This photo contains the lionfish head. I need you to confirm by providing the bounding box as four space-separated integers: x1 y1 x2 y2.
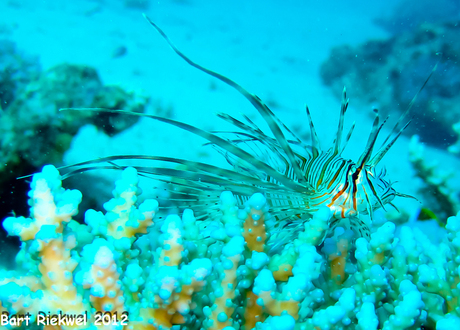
355 165 398 216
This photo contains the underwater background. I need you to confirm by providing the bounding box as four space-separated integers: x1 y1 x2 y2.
1 0 460 328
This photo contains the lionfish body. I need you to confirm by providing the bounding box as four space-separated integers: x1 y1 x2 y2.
63 16 413 243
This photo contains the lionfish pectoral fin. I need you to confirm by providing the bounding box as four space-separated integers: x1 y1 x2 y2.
388 202 400 213
362 185 376 219
361 173 383 213
60 108 305 191
375 195 387 212
395 191 419 202
142 15 306 185
263 108 310 150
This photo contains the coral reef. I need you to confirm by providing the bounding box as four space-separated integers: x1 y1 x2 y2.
320 22 460 146
448 121 460 155
0 39 40 110
0 60 149 193
374 0 460 34
124 0 150 10
0 59 149 255
409 135 459 222
1 165 459 329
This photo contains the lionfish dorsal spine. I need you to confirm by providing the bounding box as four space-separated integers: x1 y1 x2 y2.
333 87 349 155
305 105 321 158
356 110 389 170
369 119 411 166
340 121 356 155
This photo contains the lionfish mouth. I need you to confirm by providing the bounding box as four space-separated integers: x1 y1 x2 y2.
57 14 420 243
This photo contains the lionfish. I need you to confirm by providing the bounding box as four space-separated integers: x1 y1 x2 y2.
60 15 418 244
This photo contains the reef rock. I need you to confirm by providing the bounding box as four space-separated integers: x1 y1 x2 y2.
0 39 40 110
375 0 460 35
320 22 460 147
0 57 148 189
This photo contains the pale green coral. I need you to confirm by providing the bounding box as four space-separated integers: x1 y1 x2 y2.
409 135 459 221
1 165 460 329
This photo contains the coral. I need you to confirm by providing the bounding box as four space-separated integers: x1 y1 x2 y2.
0 39 40 111
448 121 460 155
0 62 149 189
409 135 459 221
1 165 460 329
91 85 147 136
320 22 460 147
124 0 150 10
375 0 460 34
374 0 460 34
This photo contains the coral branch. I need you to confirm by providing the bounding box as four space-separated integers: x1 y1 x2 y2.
0 165 460 329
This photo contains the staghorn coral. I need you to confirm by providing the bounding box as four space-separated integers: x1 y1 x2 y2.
0 165 460 329
409 135 459 222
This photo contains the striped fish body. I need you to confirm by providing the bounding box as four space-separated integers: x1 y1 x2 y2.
61 16 413 245
229 136 397 239
305 154 396 219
